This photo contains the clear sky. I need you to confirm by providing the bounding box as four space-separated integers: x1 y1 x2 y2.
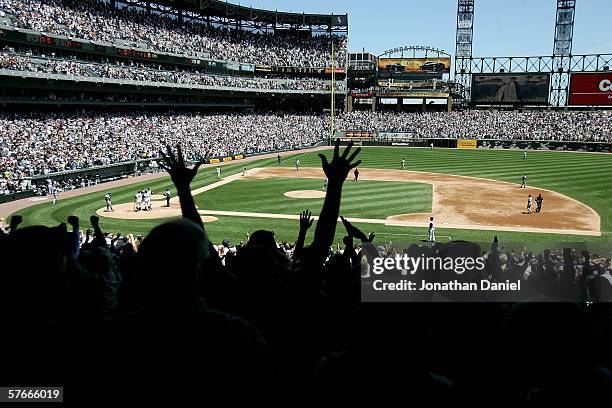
242 0 612 57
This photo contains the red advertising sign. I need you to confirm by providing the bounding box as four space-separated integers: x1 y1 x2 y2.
568 73 612 105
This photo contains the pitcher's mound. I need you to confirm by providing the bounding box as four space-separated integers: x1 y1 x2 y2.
284 190 326 199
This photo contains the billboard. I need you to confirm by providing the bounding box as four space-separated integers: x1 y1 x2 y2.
471 74 550 104
568 73 612 105
457 139 477 149
324 67 347 74
378 58 451 74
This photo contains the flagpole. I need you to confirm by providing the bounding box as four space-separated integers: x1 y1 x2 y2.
330 41 335 143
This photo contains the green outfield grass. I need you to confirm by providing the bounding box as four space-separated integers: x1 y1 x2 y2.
194 178 431 219
13 147 612 250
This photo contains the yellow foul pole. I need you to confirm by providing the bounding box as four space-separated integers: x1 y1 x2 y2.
330 41 335 142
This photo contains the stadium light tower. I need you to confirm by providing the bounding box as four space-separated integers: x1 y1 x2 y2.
551 0 576 106
454 0 475 102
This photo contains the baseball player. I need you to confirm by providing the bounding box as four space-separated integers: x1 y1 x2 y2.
134 191 140 212
523 151 527 160
216 166 221 179
277 154 281 165
527 194 533 214
428 217 436 242
401 158 406 170
535 193 543 213
164 189 171 207
52 186 58 205
521 174 527 189
353 168 360 182
295 159 301 172
105 193 113 212
242 166 247 176
145 189 152 211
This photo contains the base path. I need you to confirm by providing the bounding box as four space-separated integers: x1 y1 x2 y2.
96 169 255 220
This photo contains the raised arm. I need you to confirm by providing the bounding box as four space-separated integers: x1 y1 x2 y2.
90 215 107 248
293 209 313 260
158 144 205 229
158 144 210 256
67 215 81 257
311 140 361 259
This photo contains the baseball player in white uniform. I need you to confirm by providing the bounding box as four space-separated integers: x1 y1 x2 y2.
428 216 436 242
104 193 113 212
295 159 301 172
242 166 247 176
527 194 533 214
52 187 58 205
521 174 527 189
401 158 406 170
216 166 221 179
145 189 152 211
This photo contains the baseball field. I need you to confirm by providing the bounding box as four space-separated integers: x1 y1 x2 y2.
9 147 612 250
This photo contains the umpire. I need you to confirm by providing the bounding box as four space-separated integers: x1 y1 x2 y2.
535 193 543 213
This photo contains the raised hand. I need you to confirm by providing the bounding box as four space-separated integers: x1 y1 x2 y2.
319 139 361 185
67 215 79 229
294 210 314 260
159 144 204 190
90 215 99 228
299 210 314 234
340 216 368 242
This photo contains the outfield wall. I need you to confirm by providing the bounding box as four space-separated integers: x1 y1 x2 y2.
333 137 612 152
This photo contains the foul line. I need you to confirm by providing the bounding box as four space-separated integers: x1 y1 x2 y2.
374 232 453 241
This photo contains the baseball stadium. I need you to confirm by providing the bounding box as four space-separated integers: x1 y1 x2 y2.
6 145 611 247
1 0 612 401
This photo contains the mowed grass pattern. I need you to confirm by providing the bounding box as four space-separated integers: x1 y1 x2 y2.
13 148 612 248
299 147 612 236
194 177 431 219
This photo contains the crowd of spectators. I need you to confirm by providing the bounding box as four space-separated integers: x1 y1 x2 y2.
0 142 610 401
337 110 612 142
0 0 348 67
0 50 344 92
0 111 328 181
2 109 611 189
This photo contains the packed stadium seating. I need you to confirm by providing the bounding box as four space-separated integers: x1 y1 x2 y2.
0 49 343 92
0 0 348 67
0 111 328 183
2 109 610 194
338 110 612 142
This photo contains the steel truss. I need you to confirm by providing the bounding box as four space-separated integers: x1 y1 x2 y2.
454 53 612 105
454 0 475 100
113 0 348 34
